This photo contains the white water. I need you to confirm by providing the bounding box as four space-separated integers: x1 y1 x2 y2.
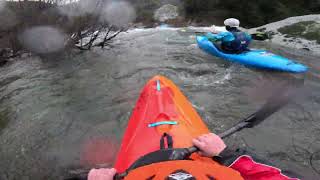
1 15 320 179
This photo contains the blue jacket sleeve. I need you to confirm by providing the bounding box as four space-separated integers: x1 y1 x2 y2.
206 32 235 42
246 33 252 42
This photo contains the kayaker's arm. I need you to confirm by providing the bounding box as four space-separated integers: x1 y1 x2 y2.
205 32 234 42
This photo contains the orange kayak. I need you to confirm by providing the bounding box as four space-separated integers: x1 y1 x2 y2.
114 75 212 173
113 75 299 180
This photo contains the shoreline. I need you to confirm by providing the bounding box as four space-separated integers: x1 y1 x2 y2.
131 14 320 55
248 14 320 55
1 14 320 65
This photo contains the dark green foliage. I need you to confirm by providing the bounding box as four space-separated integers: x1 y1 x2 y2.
182 0 320 27
183 0 219 14
127 0 162 24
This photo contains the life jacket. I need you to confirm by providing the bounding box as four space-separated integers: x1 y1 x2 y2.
123 160 244 180
222 30 251 53
230 155 300 180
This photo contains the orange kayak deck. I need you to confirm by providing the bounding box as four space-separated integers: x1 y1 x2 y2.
114 75 211 172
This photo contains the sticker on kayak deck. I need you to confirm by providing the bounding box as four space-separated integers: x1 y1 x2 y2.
148 121 178 127
157 80 161 91
260 52 274 56
167 172 194 180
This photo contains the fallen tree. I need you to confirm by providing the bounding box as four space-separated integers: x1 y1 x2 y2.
0 0 133 61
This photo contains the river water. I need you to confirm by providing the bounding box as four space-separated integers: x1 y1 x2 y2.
0 27 319 180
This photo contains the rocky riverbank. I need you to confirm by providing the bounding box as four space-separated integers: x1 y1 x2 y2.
132 12 320 55
249 15 320 54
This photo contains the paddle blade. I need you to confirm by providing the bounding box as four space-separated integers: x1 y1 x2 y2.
245 81 301 127
219 77 304 138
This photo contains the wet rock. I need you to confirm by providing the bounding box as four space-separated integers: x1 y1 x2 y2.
130 22 146 29
251 32 270 41
0 48 13 67
0 59 7 67
0 48 13 57
20 53 31 58
278 21 320 44
257 27 266 32
165 16 190 27
154 4 178 22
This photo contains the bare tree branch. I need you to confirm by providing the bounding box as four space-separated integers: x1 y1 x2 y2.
95 25 113 48
1 0 130 53
105 29 123 41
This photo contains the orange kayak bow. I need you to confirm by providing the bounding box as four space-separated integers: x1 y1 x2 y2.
114 75 212 173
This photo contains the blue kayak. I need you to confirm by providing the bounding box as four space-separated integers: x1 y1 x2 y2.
196 36 308 73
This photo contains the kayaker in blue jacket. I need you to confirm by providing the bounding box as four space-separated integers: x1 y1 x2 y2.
207 18 252 54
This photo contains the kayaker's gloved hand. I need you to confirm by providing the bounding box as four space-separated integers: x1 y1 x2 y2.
88 168 117 180
192 133 226 157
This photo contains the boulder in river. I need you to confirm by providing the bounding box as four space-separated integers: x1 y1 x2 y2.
154 4 179 22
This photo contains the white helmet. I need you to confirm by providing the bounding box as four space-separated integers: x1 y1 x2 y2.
224 18 240 27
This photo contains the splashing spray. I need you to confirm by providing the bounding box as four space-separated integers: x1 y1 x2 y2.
19 26 67 54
